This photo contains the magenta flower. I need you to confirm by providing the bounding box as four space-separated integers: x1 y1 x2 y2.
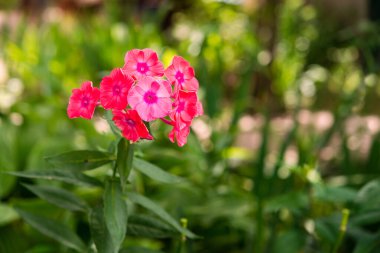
164 56 199 92
128 76 172 122
67 81 100 119
100 68 134 110
112 109 153 142
123 49 164 78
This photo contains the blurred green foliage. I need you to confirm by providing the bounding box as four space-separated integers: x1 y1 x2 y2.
1 0 380 252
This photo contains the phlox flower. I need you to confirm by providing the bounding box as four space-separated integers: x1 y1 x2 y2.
67 81 100 119
170 90 199 124
123 49 164 78
128 76 172 122
100 68 134 110
165 56 199 92
112 109 153 142
168 121 191 147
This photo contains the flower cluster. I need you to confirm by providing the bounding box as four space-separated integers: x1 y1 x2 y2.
67 49 203 146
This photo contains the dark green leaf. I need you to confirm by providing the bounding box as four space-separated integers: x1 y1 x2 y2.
89 205 115 253
354 231 380 253
127 192 198 239
127 214 178 238
23 184 88 212
115 139 134 190
104 180 128 253
133 158 184 184
45 150 115 171
356 180 380 210
120 246 164 253
351 211 380 226
5 170 102 188
15 208 86 252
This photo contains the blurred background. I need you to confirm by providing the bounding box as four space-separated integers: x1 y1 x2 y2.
1 0 380 252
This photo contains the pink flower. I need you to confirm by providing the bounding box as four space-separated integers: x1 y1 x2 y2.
164 56 199 92
112 109 153 142
67 81 100 119
128 76 172 122
170 90 198 124
100 68 134 110
169 121 191 147
123 49 164 78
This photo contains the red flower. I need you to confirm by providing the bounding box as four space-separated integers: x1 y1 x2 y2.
123 49 164 78
100 68 134 110
112 109 153 142
165 56 199 92
67 81 100 119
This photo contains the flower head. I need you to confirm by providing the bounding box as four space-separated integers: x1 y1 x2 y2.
128 76 172 122
170 90 199 124
165 56 199 92
112 109 153 142
67 81 100 119
123 49 164 78
100 68 134 110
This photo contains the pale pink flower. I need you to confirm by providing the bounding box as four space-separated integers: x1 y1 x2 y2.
123 49 164 78
128 76 172 121
164 56 199 92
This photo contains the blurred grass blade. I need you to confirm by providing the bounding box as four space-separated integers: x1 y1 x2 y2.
133 158 184 184
127 214 178 238
120 247 165 253
353 230 380 253
90 205 115 253
104 180 128 253
5 170 103 187
115 139 134 190
15 208 86 252
45 150 115 170
128 192 198 239
22 184 88 212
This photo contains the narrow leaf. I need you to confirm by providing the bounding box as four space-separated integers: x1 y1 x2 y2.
15 208 86 252
23 184 88 212
45 150 115 171
128 192 198 239
120 246 165 253
116 139 134 190
133 158 184 184
104 180 128 252
0 204 18 226
89 205 115 253
5 170 102 188
127 214 178 238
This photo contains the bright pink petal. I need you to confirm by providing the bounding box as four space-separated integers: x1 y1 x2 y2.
67 81 99 120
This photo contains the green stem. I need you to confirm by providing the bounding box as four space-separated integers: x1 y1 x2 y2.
332 209 350 253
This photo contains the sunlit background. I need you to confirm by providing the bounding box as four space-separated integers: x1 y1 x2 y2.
1 0 380 252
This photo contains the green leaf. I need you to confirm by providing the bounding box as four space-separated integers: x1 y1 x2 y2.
89 205 115 253
15 208 86 252
120 246 164 253
356 180 380 211
265 191 308 213
351 211 380 226
313 183 356 203
127 192 198 239
5 170 102 188
45 150 115 171
0 204 18 226
354 231 380 253
127 214 178 238
22 184 88 212
133 158 184 184
104 180 128 253
115 139 134 190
